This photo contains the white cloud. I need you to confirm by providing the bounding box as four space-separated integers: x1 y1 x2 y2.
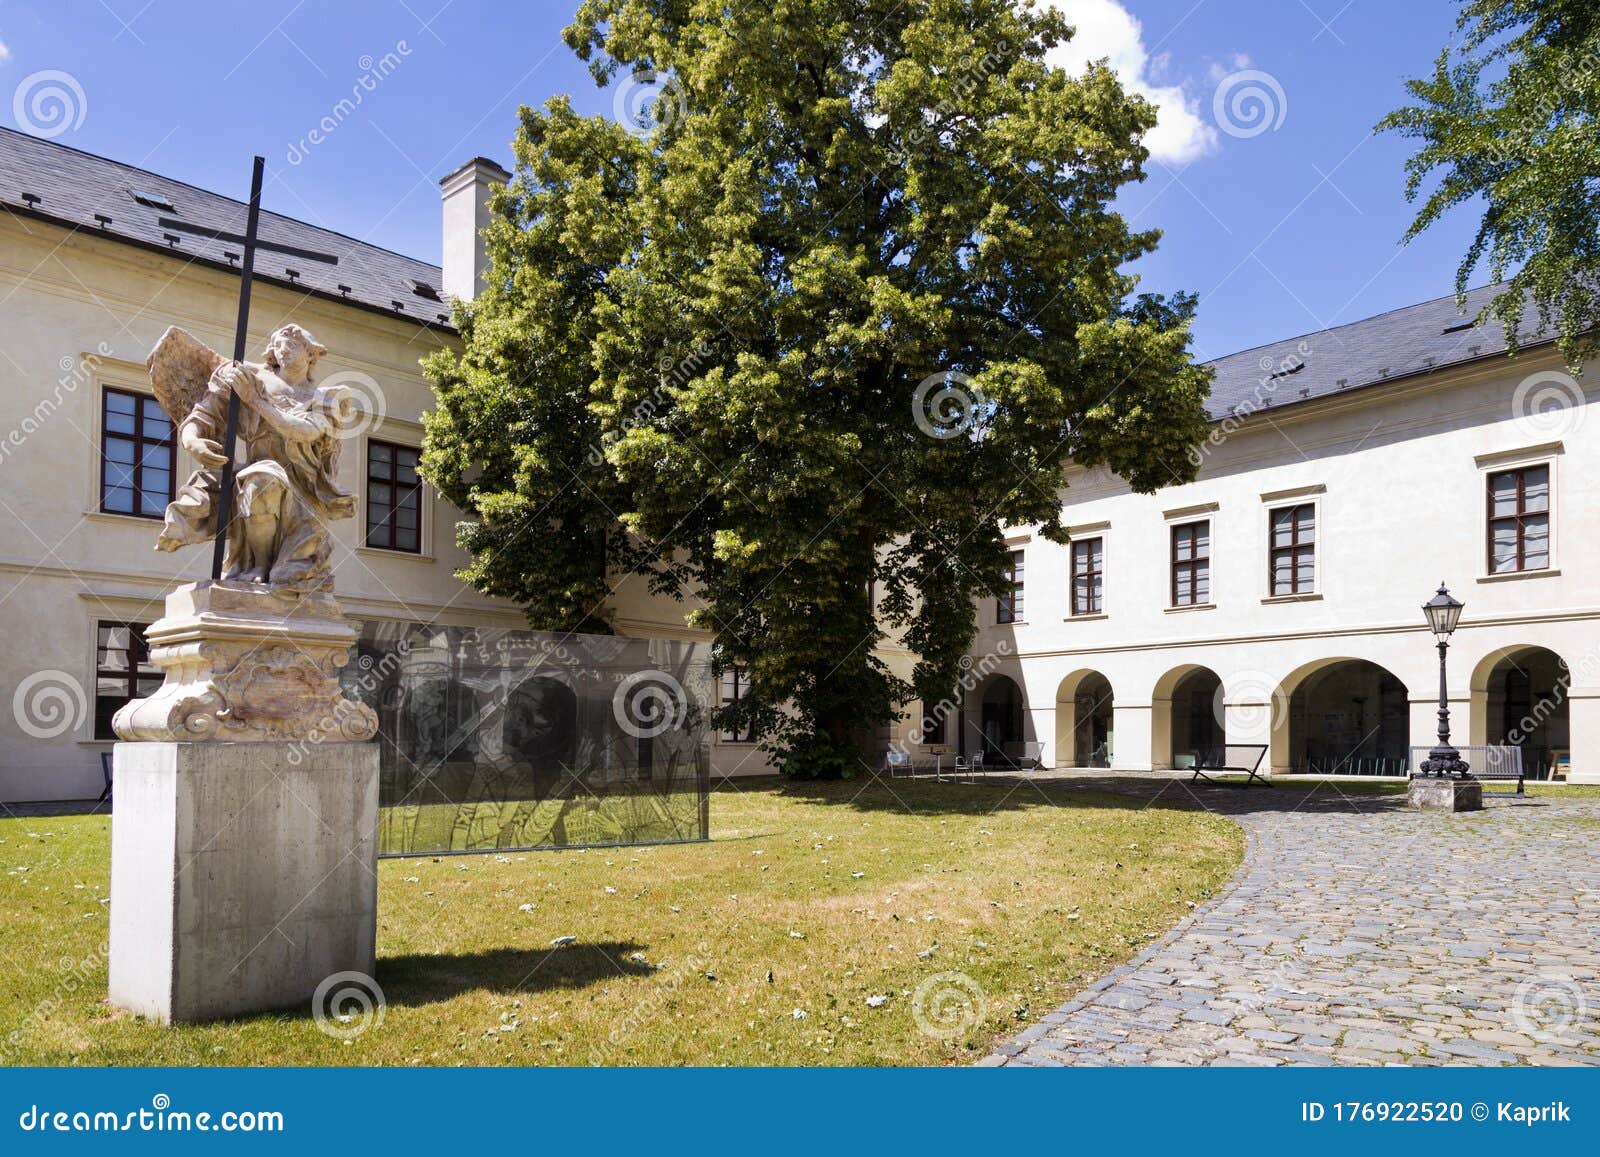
1209 53 1254 83
1045 0 1216 166
0 38 12 63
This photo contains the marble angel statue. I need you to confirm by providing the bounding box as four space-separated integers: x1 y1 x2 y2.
146 323 359 592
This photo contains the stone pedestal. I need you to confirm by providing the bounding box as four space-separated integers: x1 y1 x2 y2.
1407 775 1484 812
112 579 377 744
109 740 379 1024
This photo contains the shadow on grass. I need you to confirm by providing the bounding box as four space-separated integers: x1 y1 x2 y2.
741 771 1420 817
761 773 1195 816
378 941 653 1006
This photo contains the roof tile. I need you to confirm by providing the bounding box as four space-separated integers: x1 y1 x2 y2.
0 126 452 330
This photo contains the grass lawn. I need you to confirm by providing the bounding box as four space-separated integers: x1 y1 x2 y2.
0 778 1240 1066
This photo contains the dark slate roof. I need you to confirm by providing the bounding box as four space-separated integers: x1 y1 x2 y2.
1201 283 1547 421
0 127 454 330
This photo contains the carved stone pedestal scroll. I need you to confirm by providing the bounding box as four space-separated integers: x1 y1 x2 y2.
112 579 377 744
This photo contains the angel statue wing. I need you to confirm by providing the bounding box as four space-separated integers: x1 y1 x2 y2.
146 326 225 425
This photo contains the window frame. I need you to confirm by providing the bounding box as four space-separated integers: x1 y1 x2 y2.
364 438 425 554
1069 536 1104 617
996 548 1025 624
718 665 756 743
1169 519 1211 607
1486 463 1551 575
99 386 175 520
1266 501 1317 597
94 620 157 740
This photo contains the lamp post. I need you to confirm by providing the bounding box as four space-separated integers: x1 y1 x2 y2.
1418 582 1470 779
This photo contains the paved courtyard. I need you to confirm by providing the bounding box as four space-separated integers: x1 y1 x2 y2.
985 775 1600 1066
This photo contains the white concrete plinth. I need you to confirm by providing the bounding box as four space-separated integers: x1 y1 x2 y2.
109 740 379 1024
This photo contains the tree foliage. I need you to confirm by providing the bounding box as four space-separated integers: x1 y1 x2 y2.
422 0 1211 777
1379 0 1600 365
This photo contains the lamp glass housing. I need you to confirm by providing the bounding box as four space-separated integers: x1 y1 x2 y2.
1423 585 1464 638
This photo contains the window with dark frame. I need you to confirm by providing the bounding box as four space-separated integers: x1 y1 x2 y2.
1070 537 1103 616
1487 464 1550 574
101 388 174 518
365 440 423 553
1171 520 1211 606
1269 503 1316 595
719 665 756 742
923 703 949 746
95 621 159 739
996 549 1025 623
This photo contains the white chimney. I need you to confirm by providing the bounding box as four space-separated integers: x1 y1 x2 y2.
440 157 510 302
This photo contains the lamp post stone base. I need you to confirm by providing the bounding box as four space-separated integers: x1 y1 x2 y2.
109 740 378 1024
1407 775 1484 813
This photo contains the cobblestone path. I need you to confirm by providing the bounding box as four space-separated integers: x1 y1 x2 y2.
984 776 1600 1066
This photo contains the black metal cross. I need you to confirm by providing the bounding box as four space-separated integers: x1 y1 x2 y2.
168 156 341 581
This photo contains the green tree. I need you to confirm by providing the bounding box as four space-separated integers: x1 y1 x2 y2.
1379 0 1600 366
422 0 1211 778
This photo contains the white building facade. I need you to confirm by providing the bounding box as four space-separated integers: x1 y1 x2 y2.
2 129 1594 799
958 294 1600 784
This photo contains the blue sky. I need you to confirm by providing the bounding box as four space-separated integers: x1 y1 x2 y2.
0 0 1481 360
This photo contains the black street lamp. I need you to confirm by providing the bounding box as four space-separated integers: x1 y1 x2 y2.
1418 583 1470 779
